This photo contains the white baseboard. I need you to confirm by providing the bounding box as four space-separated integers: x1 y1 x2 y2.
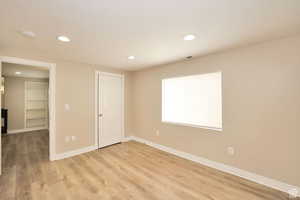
54 136 131 161
7 127 48 134
122 136 132 142
54 136 130 161
125 136 300 197
54 145 98 160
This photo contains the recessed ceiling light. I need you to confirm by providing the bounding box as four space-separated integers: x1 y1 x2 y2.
128 56 135 60
57 35 71 42
20 30 36 38
184 34 196 41
15 72 22 75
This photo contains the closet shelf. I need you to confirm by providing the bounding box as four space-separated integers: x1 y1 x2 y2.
27 117 46 120
27 124 46 128
27 99 47 101
27 108 46 111
25 81 49 129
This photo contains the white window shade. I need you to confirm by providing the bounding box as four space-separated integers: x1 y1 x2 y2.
162 72 222 131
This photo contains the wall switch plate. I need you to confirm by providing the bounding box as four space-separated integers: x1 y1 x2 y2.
156 130 160 136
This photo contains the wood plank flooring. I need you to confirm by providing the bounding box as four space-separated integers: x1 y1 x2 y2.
0 131 297 200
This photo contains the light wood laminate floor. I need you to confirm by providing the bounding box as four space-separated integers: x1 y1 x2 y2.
0 131 297 200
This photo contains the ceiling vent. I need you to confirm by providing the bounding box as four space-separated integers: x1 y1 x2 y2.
185 56 193 60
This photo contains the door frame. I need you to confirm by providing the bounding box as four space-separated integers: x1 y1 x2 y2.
95 71 125 148
0 56 56 166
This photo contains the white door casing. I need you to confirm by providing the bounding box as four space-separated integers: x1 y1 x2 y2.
0 56 56 162
0 60 2 175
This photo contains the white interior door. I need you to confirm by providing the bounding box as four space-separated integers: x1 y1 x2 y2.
97 72 124 148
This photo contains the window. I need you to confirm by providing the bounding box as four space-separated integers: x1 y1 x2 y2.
162 72 222 131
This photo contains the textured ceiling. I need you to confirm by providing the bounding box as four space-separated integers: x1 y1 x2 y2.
1 0 300 70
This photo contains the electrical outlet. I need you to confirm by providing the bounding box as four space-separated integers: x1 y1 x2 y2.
64 104 70 111
156 130 160 136
227 146 235 156
65 136 70 142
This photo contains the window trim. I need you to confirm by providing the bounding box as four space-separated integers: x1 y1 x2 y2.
161 121 223 132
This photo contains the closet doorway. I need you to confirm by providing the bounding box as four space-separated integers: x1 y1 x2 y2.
0 57 56 175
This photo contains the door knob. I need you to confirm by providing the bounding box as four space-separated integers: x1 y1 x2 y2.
99 114 103 117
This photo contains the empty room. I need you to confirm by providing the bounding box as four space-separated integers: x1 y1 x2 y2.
0 0 299 200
